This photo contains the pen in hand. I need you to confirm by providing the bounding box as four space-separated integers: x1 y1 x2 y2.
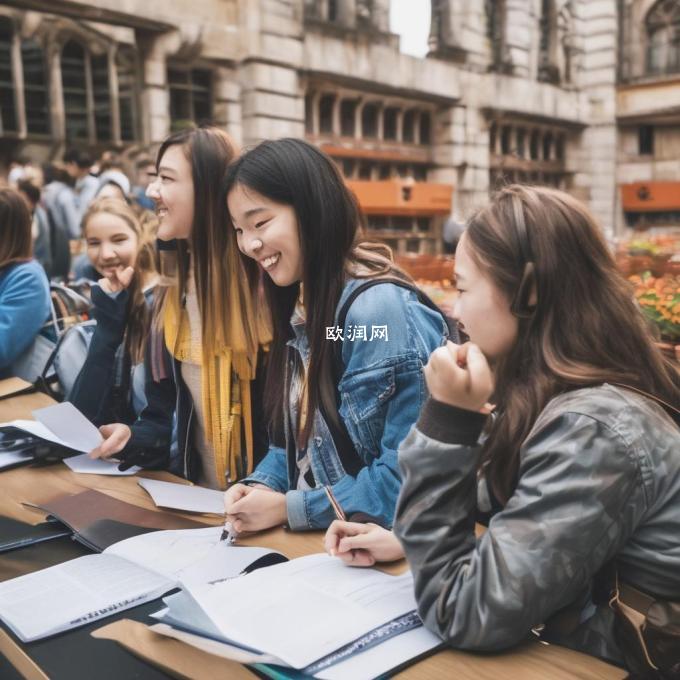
220 519 238 544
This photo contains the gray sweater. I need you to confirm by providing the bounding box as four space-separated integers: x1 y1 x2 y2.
394 384 680 666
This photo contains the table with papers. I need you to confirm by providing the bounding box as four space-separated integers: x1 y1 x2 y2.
0 378 626 680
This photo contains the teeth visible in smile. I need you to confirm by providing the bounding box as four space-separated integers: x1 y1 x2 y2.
262 254 280 269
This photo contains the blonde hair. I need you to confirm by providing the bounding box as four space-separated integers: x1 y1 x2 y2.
82 197 159 363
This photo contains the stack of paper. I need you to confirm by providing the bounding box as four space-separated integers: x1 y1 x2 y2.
153 554 442 678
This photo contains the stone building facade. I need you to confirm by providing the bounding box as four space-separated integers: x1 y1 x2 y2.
0 0 676 242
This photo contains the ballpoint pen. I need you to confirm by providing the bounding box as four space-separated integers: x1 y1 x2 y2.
220 518 237 544
324 486 346 522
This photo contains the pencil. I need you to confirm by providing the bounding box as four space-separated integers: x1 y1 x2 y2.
324 486 346 522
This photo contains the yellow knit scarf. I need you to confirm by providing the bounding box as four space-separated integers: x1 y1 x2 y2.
163 291 262 489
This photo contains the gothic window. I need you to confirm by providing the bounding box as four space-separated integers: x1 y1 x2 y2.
116 47 138 142
61 41 89 141
0 18 16 134
21 39 49 135
646 0 680 75
91 53 112 142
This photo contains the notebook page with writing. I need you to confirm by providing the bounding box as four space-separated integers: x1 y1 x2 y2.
157 553 420 669
0 527 285 642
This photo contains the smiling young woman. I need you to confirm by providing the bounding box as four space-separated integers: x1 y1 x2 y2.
69 198 158 424
222 138 451 532
89 126 271 489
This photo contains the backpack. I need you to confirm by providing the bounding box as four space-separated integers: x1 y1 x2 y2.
43 187 72 281
7 285 94 400
37 320 97 400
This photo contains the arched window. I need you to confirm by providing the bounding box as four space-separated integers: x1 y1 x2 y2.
0 17 17 133
61 41 89 140
646 0 680 75
21 39 49 135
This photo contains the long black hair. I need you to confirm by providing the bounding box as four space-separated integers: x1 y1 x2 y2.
223 138 403 445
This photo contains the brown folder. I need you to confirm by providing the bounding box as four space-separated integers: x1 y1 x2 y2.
36 489 210 552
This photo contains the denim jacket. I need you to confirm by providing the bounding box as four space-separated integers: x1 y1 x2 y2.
244 278 449 530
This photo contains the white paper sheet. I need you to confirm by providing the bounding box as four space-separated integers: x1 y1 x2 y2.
62 452 140 476
32 401 103 453
0 554 173 642
0 450 33 470
0 419 68 446
138 478 224 515
107 527 277 587
159 553 420 670
0 526 283 642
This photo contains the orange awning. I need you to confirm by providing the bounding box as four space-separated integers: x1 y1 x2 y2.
621 182 680 212
346 180 453 217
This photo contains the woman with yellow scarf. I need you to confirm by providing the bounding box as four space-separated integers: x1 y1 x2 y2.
90 126 270 489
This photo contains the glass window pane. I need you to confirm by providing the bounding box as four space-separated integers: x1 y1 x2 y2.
91 53 111 142
22 40 49 135
0 18 17 133
62 41 89 141
117 47 137 141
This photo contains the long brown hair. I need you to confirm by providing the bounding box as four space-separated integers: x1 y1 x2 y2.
154 126 263 366
467 185 680 503
223 138 412 447
0 187 33 268
82 197 158 364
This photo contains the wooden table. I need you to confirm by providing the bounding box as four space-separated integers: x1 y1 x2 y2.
0 381 625 680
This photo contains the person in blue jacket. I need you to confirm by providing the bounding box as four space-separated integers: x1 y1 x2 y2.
223 139 451 531
0 188 51 378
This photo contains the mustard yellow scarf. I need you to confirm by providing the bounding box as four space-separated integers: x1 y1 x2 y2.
163 290 268 489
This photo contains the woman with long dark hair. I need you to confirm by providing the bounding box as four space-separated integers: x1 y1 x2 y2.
222 138 449 531
90 126 269 488
339 185 680 672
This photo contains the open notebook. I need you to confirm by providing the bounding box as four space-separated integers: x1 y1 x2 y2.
151 554 442 678
0 527 286 642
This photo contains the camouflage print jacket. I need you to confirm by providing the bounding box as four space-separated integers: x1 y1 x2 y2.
394 384 680 666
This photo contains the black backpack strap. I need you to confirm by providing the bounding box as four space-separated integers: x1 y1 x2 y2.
321 278 455 478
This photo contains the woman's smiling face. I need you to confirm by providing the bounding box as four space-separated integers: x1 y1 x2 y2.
227 183 303 287
85 212 139 276
146 144 194 241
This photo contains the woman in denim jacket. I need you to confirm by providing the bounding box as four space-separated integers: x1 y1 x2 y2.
223 139 449 531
